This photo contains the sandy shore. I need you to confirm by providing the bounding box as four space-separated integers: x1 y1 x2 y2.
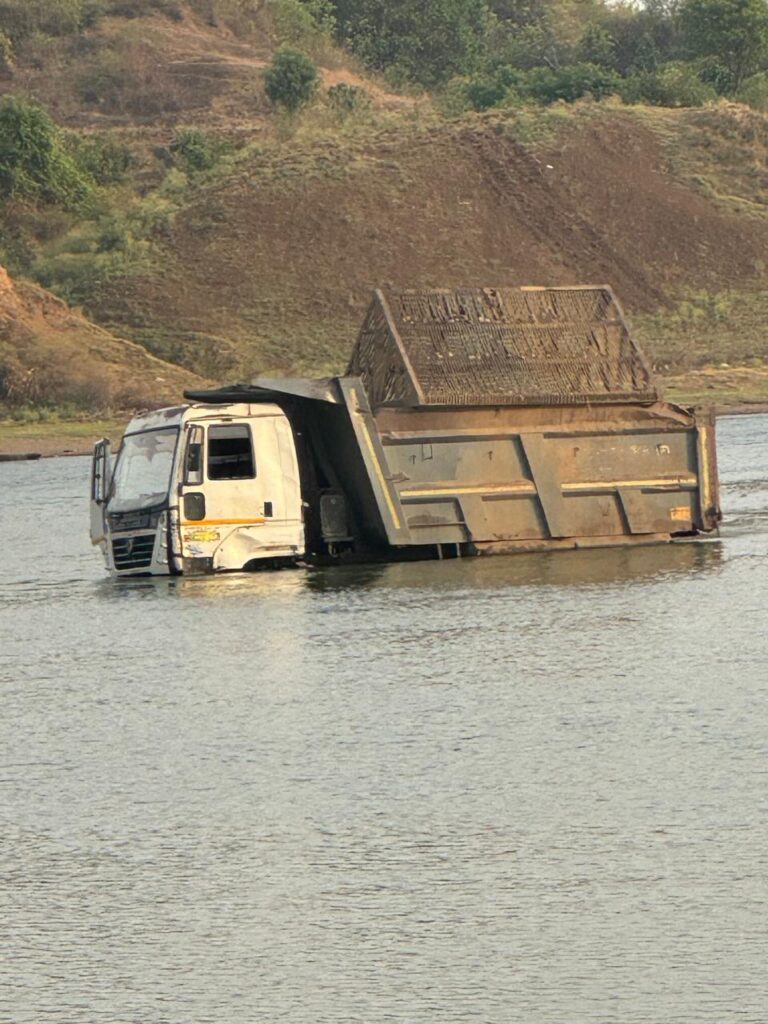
0 420 125 459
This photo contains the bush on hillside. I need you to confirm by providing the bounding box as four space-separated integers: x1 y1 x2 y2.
679 0 768 91
298 0 336 31
266 0 336 48
697 58 738 96
326 82 370 116
264 48 319 111
66 134 134 184
519 63 622 104
461 64 522 110
620 63 718 107
0 96 91 207
171 127 229 172
0 0 86 43
576 24 617 69
465 73 512 111
103 0 183 19
737 70 768 110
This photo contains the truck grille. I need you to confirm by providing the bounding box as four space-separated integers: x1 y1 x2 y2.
109 509 155 531
112 533 156 571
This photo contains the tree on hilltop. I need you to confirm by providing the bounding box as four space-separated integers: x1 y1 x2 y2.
680 0 768 89
330 0 490 86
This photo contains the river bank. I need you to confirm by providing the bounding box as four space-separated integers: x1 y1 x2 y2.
0 418 125 459
2 367 768 458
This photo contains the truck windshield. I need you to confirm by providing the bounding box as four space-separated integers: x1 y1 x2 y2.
108 428 178 513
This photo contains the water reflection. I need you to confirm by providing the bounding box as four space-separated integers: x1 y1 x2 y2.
303 539 724 593
97 538 725 602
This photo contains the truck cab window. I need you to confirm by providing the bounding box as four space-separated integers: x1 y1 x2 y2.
184 425 204 485
207 424 256 480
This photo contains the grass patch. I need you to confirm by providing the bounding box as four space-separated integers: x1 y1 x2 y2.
633 103 768 222
660 366 768 411
634 288 768 372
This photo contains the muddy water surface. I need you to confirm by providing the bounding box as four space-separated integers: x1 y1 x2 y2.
1 415 767 1023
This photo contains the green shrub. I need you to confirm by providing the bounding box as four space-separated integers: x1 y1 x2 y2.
266 0 331 47
331 0 489 88
0 0 85 43
577 24 617 69
0 218 37 275
170 127 228 172
96 218 129 252
621 63 717 107
66 134 134 184
103 0 183 19
437 76 475 116
461 65 522 111
0 96 91 207
465 74 510 111
264 48 319 111
679 0 768 92
298 0 336 32
737 71 768 110
520 63 622 104
697 59 736 96
326 82 370 116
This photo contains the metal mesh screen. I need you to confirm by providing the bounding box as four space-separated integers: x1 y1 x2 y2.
348 287 658 408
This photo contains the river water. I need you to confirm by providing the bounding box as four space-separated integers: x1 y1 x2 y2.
1 415 766 1023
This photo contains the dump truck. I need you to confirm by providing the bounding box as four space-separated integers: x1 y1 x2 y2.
89 286 721 576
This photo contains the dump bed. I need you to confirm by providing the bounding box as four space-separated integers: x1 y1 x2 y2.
186 285 721 558
334 381 720 553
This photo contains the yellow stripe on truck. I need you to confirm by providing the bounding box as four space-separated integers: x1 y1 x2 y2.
181 518 266 526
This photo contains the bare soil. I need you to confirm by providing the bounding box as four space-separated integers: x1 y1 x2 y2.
0 264 208 411
91 105 768 384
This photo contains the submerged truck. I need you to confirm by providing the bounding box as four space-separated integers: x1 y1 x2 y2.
90 286 721 576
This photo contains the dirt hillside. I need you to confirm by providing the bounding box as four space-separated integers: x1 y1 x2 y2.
0 264 207 410
91 104 768 387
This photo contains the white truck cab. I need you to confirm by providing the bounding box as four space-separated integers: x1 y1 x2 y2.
90 402 304 576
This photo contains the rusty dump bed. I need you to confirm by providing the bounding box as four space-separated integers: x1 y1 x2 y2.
348 286 657 408
187 286 721 558
368 399 720 553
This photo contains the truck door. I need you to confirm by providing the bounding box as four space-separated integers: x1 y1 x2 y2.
179 420 266 524
89 438 112 546
179 415 303 569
